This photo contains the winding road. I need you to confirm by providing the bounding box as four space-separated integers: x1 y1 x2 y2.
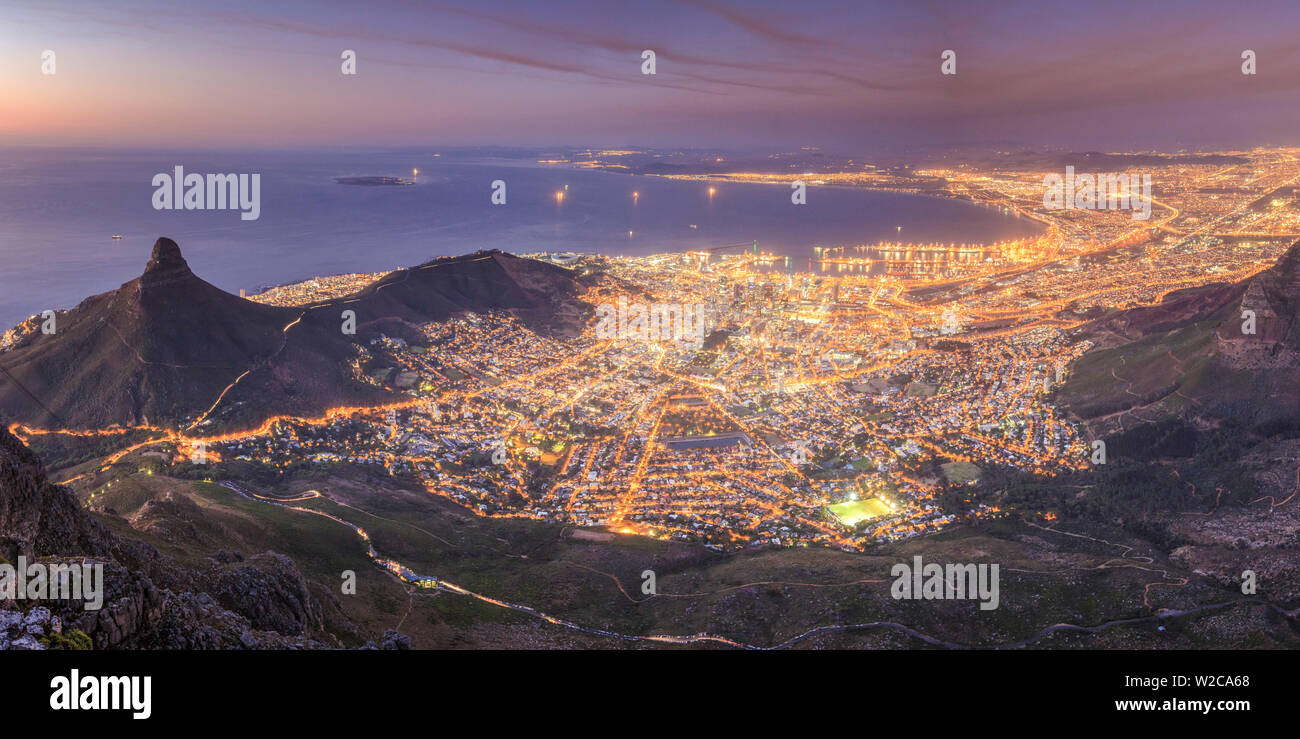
217 481 1298 650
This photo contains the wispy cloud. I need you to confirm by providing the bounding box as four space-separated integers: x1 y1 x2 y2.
675 0 824 47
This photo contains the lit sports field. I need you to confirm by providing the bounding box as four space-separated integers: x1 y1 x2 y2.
941 461 983 484
827 498 892 526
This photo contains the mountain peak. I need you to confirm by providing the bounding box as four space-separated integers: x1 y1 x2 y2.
0 237 587 429
147 236 186 269
141 237 194 290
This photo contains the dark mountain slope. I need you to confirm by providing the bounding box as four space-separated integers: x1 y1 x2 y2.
331 249 594 333
1059 241 1300 426
0 238 380 430
0 424 386 649
0 241 592 430
1052 245 1300 598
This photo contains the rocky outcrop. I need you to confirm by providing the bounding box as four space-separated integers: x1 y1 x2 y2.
361 629 411 650
0 424 405 650
0 606 61 650
0 423 121 565
67 561 167 649
203 552 323 636
143 591 332 650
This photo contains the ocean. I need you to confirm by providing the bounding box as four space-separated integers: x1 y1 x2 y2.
0 148 1041 326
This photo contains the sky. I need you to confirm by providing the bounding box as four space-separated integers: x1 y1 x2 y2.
3 0 1300 153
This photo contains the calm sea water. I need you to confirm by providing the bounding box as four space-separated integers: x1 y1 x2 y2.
0 148 1041 326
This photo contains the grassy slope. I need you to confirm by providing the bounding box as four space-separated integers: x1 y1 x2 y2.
87 470 1297 649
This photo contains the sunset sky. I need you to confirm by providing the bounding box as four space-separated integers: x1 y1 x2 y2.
3 0 1300 152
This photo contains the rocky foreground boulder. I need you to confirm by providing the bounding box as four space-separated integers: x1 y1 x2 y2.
0 425 404 649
